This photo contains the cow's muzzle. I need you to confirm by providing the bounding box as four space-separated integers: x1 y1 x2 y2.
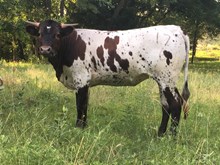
39 46 54 57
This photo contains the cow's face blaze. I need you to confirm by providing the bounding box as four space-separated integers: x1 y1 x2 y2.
26 20 74 58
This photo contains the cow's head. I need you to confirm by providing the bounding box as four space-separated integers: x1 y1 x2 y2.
26 20 77 57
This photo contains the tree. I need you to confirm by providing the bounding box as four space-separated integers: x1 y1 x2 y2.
172 0 220 63
0 0 28 60
60 0 65 17
0 0 220 61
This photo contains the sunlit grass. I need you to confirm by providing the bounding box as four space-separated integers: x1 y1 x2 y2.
195 40 220 60
195 49 220 60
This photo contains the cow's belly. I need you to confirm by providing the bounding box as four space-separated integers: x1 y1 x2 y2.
90 73 149 87
59 72 149 90
59 65 91 90
59 73 78 89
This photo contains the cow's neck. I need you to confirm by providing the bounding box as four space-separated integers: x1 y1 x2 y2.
48 31 78 80
48 55 63 80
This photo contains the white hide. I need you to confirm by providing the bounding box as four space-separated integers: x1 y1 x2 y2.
60 25 189 91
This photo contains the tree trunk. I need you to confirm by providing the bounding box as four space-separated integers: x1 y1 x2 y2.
12 36 16 61
191 20 199 64
112 0 128 19
45 0 52 15
17 39 26 60
109 0 128 29
60 0 65 17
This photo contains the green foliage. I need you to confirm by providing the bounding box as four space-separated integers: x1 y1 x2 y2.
0 60 220 164
0 0 220 61
173 0 220 35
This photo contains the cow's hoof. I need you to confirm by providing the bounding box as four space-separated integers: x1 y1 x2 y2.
158 131 165 137
75 120 87 129
158 127 166 137
170 127 177 136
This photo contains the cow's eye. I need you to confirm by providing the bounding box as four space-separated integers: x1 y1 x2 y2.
55 34 61 39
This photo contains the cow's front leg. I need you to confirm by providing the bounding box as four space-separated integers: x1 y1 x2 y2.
75 86 89 128
158 105 170 137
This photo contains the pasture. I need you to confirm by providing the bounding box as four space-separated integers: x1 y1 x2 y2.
0 59 220 164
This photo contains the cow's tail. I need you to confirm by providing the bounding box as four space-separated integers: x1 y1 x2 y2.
181 34 190 119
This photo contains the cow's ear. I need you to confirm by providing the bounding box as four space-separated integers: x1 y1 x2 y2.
60 26 74 37
26 25 40 36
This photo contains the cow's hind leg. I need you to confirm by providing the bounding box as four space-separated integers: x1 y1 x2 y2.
163 87 182 136
158 85 182 136
158 86 171 136
169 88 182 135
75 86 89 128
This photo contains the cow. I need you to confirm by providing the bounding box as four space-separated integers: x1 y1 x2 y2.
26 20 190 136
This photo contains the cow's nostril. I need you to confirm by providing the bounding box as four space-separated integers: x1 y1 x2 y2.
47 47 51 52
39 46 52 54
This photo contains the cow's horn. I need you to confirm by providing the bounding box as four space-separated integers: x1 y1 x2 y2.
61 23 78 28
25 21 40 27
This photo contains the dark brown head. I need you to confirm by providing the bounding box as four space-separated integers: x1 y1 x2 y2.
26 20 76 57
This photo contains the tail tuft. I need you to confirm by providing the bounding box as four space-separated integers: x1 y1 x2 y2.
182 81 190 119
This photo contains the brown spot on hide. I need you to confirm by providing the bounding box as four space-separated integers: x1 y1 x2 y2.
104 36 129 73
104 36 119 50
75 35 86 61
91 56 97 70
96 45 105 66
62 31 86 67
163 50 173 65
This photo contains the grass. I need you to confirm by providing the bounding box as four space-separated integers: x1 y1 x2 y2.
195 38 220 61
0 59 220 164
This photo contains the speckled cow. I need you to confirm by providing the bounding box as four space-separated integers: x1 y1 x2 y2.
26 20 190 136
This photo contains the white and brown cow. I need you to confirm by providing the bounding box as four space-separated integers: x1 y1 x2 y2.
26 20 190 136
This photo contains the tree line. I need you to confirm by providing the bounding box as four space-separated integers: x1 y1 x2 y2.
0 0 220 63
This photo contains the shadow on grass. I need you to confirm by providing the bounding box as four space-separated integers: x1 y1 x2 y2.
191 57 219 62
189 59 220 73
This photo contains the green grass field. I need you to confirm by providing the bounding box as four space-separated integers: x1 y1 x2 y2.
0 58 220 164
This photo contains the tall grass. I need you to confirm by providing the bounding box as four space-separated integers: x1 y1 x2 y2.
0 60 220 164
